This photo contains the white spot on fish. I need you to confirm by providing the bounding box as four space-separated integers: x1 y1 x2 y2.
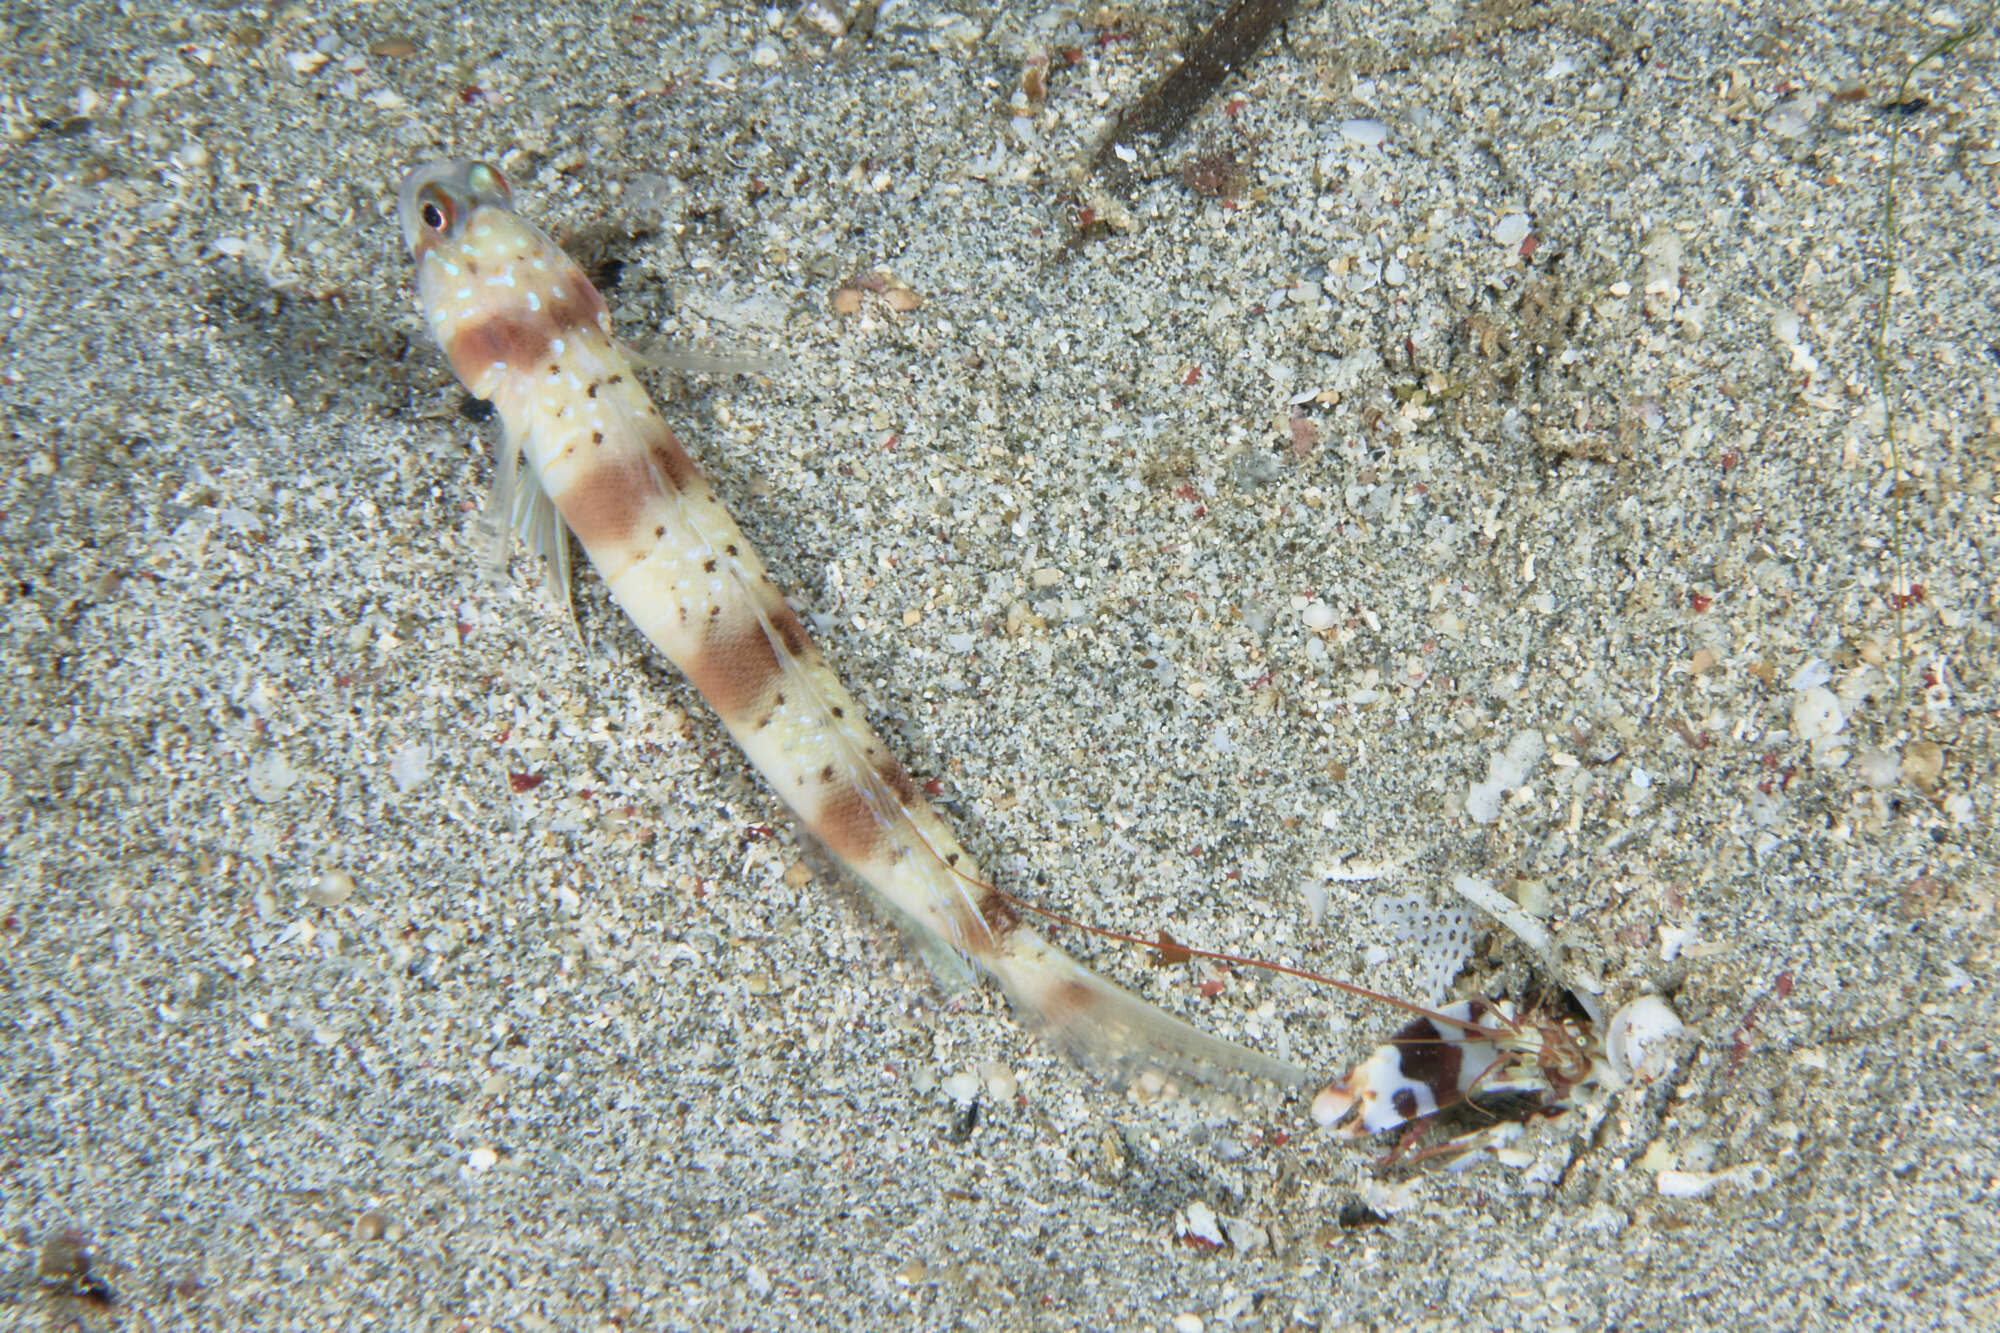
456 287 472 301
525 291 541 312
438 260 461 277
550 338 566 355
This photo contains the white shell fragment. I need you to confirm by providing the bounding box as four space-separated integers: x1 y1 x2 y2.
1790 686 1843 742
1450 874 1550 954
940 1069 982 1106
1604 995 1685 1086
1464 729 1545 824
1657 1162 1775 1198
389 743 432 792
1370 893 1475 1005
1338 118 1389 148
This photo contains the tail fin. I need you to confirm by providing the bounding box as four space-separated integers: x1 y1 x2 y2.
990 932 1312 1097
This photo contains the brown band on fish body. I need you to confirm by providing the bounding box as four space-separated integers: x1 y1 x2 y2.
444 311 554 386
813 779 892 866
684 615 785 722
443 284 606 383
556 455 664 563
1041 978 1104 1029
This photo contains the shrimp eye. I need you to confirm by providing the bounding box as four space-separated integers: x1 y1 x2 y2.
421 200 446 230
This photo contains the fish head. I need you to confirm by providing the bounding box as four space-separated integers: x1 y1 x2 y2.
397 159 514 259
394 159 609 400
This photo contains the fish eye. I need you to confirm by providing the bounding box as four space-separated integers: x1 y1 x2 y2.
417 186 454 233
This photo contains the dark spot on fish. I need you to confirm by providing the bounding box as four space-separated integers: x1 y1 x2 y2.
765 602 813 659
874 755 921 807
647 431 701 493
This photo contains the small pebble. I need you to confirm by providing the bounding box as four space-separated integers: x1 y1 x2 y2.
979 1061 1017 1101
307 870 356 907
1901 740 1944 792
388 744 431 792
1856 748 1900 790
1179 1202 1225 1248
1493 213 1532 247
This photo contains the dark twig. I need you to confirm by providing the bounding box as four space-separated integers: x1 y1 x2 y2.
1086 0 1299 199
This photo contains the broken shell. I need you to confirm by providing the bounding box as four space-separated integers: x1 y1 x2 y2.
1605 994 1684 1086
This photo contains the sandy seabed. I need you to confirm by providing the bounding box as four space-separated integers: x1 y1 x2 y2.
2 4 1996 1328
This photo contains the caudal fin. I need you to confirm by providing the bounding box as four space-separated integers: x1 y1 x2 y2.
991 933 1312 1097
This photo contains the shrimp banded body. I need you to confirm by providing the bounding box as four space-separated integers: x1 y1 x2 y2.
395 159 1308 1094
